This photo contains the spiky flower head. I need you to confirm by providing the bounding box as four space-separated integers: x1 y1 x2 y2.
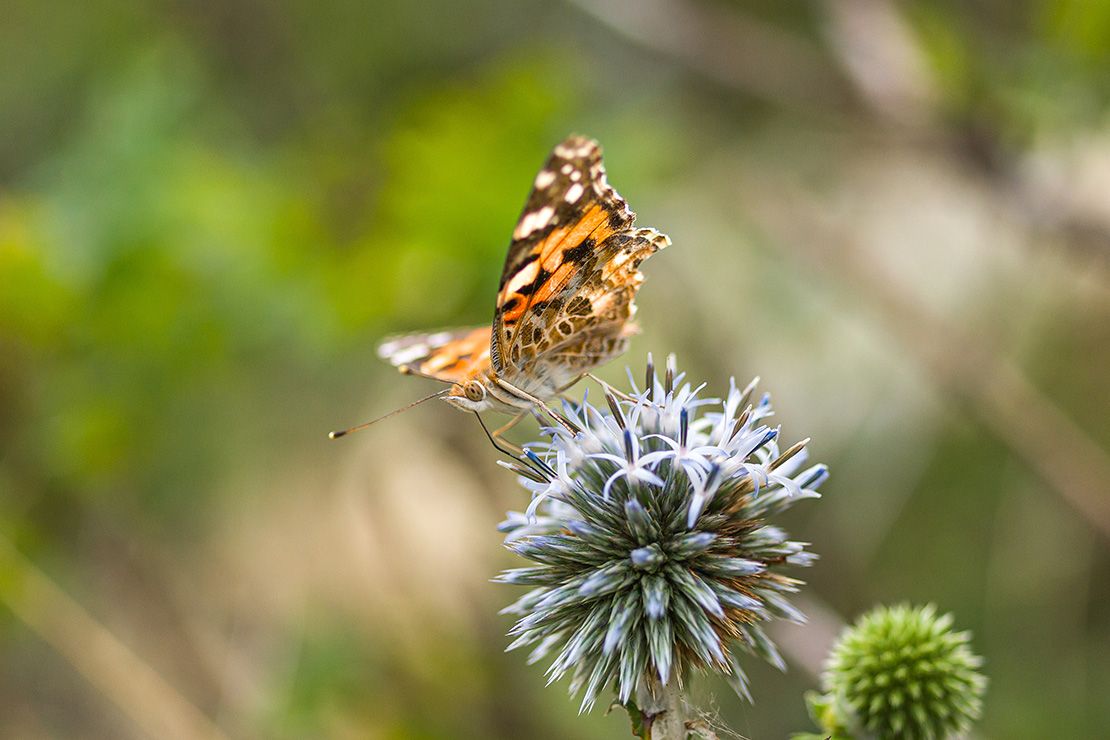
807 603 987 740
496 356 828 711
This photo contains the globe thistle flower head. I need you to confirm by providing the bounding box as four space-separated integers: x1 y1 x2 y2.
813 603 987 740
497 355 828 711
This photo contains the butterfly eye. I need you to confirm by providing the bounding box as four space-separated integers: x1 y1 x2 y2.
464 381 485 402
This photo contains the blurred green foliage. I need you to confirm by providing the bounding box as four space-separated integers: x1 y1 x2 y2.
2 1 1109 738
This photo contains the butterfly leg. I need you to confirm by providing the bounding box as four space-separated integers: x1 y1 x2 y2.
548 372 599 419
553 373 588 395
474 412 525 457
551 373 587 410
488 412 529 456
493 378 582 434
585 372 638 403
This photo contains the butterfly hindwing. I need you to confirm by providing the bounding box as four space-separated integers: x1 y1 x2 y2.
503 227 668 387
533 227 668 372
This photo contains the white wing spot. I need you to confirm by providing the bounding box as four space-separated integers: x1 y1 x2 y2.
564 183 584 203
534 169 556 189
502 260 540 298
554 140 598 159
594 170 612 195
602 250 634 278
591 294 614 313
512 205 556 240
426 331 453 346
376 338 404 357
560 163 574 175
569 170 581 182
388 343 431 366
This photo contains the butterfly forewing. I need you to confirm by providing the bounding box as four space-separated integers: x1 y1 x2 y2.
377 326 492 384
492 137 637 374
496 137 634 294
491 137 668 391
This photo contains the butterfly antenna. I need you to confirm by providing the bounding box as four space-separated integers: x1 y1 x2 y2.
397 366 457 384
329 389 451 439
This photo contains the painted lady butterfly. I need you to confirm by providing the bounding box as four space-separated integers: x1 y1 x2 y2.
332 135 668 439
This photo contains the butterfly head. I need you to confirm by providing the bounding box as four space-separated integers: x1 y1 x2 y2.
444 375 532 415
443 378 492 412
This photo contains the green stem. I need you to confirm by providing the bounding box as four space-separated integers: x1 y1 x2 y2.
632 673 687 739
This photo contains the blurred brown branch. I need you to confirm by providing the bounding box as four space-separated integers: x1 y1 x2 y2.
818 0 939 125
755 189 1110 544
0 536 230 740
567 0 855 111
573 0 1110 268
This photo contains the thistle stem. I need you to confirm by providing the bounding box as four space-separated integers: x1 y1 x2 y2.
632 674 687 739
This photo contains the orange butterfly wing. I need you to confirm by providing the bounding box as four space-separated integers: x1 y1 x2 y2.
377 326 492 384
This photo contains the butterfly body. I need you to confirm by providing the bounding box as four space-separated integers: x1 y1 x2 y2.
378 136 669 421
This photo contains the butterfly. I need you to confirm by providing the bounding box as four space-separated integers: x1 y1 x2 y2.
332 135 668 441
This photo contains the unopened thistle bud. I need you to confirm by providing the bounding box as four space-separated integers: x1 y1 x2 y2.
496 356 827 713
802 603 987 740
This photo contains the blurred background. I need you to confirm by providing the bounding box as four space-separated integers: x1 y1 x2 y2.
2 0 1109 737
